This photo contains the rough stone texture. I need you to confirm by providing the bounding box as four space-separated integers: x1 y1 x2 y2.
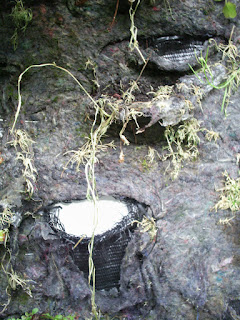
0 0 240 319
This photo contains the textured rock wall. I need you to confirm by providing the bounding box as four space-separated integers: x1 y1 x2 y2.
0 0 240 319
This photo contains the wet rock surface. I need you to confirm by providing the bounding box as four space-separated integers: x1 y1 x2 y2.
0 0 240 319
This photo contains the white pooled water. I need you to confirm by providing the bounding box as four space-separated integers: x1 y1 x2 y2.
54 196 128 237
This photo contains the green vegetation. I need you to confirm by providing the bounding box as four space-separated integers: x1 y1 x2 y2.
214 170 240 226
8 308 124 320
0 207 33 314
134 216 157 240
0 250 32 314
129 0 146 63
215 171 240 212
0 207 33 313
9 308 75 320
8 129 37 198
141 158 152 172
162 119 200 180
11 0 32 50
161 119 218 180
145 146 159 163
161 119 219 180
139 147 159 172
0 207 13 247
190 27 240 114
214 0 237 19
85 59 100 91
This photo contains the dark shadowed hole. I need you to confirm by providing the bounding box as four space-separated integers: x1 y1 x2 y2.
104 117 166 145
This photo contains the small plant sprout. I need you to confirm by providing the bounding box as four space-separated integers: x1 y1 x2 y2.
203 128 219 142
64 139 116 172
161 118 219 180
162 118 201 180
148 85 174 102
176 83 204 111
214 171 240 212
145 146 159 164
134 216 157 241
0 208 13 247
218 216 236 226
9 129 37 197
128 0 146 63
0 208 33 312
0 229 9 247
7 266 32 296
18 308 39 320
121 80 141 105
16 152 37 196
0 207 13 228
191 85 204 111
146 147 155 163
8 308 76 320
10 129 35 153
1 254 33 309
190 27 240 114
11 0 32 50
141 159 152 172
0 208 12 246
119 104 143 147
85 58 100 89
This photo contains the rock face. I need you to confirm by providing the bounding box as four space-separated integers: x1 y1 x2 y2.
0 0 240 319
